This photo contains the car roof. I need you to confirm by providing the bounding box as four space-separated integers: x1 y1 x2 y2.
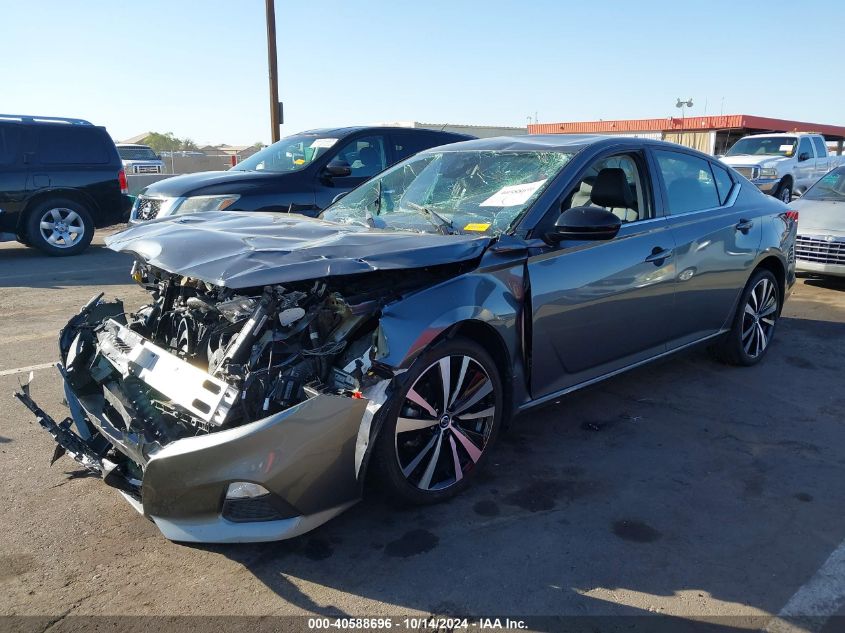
295 126 474 140
421 134 648 153
413 135 734 166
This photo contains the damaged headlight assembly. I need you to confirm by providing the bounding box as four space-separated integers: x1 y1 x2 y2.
172 194 241 215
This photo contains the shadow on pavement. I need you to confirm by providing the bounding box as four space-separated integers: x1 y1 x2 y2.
0 243 134 289
799 276 845 292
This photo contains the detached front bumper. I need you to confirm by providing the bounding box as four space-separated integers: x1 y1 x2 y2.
16 368 370 544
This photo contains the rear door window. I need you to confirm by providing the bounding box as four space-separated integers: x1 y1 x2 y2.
654 150 721 214
38 127 109 164
811 137 828 158
0 124 20 165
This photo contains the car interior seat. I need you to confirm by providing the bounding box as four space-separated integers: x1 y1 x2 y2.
570 176 596 208
355 146 381 177
590 168 638 222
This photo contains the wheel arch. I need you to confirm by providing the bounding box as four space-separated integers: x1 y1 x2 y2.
361 320 512 498
374 270 527 419
436 319 514 418
18 189 100 233
754 255 786 315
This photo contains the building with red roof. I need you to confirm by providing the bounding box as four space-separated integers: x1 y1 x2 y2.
528 114 845 156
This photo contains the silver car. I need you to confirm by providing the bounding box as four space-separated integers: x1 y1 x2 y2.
792 166 845 277
16 136 797 543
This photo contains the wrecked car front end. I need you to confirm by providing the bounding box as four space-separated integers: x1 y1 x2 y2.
15 213 494 543
17 139 568 542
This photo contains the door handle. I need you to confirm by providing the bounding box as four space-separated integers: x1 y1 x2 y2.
645 247 673 264
736 219 754 233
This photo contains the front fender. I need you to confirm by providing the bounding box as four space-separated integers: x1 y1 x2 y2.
376 267 523 370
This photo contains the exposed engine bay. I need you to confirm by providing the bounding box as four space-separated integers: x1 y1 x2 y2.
57 260 442 469
14 210 499 541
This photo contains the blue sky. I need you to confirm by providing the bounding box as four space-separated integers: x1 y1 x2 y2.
2 0 843 145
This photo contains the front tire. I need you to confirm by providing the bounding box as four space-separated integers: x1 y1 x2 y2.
26 199 94 256
712 269 780 366
371 337 503 505
775 181 792 203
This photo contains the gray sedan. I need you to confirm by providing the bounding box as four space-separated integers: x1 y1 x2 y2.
16 135 797 542
792 166 845 277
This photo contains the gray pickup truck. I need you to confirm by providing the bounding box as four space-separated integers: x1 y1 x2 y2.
720 133 841 202
116 143 165 175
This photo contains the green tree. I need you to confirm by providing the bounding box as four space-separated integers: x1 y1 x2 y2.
142 132 181 153
143 132 199 152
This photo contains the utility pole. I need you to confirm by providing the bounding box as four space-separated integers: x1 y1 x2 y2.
265 0 280 143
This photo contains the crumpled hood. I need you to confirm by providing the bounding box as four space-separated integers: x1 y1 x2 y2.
105 211 493 288
720 155 789 168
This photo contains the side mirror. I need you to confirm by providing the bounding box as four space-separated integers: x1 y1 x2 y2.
324 159 351 178
550 206 621 242
798 152 810 162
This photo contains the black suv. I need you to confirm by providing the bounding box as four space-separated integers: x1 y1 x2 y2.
130 126 473 222
0 115 130 256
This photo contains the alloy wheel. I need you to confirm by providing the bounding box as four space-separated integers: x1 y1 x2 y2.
779 187 791 203
39 208 86 249
741 277 778 358
395 355 496 491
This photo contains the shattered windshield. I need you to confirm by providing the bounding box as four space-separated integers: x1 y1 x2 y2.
232 134 339 173
321 150 572 235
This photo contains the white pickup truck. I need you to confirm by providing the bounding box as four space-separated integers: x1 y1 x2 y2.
720 133 840 202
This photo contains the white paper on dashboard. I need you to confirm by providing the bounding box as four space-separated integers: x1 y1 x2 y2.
480 179 547 207
310 138 338 148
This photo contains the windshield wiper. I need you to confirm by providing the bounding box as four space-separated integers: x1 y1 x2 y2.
404 201 457 235
360 180 383 228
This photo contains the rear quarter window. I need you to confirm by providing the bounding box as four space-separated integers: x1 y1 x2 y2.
709 161 735 205
38 127 110 165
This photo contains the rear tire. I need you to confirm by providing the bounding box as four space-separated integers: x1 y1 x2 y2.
26 199 94 256
370 337 503 506
711 269 780 366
